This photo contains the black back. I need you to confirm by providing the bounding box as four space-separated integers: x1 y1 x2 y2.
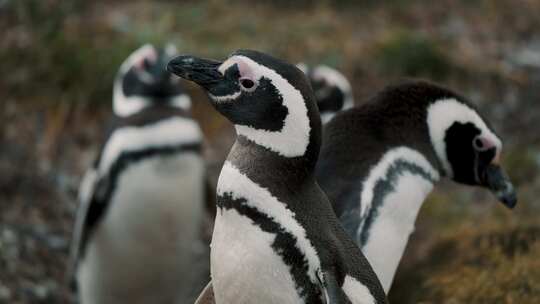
316 80 492 235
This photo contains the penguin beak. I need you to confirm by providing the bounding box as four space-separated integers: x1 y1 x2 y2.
482 164 517 209
167 55 223 89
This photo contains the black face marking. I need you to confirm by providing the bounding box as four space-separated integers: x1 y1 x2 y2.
79 142 201 259
213 77 288 131
358 159 438 246
168 49 322 164
122 49 185 101
311 80 345 114
445 121 497 185
217 192 323 304
205 63 241 97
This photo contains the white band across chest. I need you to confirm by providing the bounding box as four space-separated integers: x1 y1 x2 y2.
99 117 202 175
217 161 321 282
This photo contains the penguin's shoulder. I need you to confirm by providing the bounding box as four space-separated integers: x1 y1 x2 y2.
321 79 453 162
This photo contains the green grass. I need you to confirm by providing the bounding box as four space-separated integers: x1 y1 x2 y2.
373 30 453 80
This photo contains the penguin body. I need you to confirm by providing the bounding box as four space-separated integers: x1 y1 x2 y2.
168 50 388 304
316 80 517 292
70 45 207 304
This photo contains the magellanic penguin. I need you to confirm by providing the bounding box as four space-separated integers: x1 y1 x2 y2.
69 44 208 304
168 50 388 304
298 63 354 124
316 80 518 292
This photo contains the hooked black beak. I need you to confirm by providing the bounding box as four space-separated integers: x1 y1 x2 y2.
482 164 517 209
167 55 223 89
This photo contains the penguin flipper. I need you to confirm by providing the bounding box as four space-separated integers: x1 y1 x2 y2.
317 270 352 304
194 281 215 304
67 168 111 289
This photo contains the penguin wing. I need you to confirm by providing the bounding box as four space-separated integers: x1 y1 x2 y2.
194 281 215 304
317 270 353 304
67 167 111 287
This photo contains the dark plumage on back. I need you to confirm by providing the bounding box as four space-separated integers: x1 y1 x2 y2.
316 80 516 292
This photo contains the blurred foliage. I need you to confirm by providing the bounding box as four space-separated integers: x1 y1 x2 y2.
502 146 540 187
1 0 137 105
373 31 453 80
424 226 540 304
390 223 540 303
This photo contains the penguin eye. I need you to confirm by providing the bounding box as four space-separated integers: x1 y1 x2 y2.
239 78 257 91
473 136 493 152
142 58 151 70
473 137 484 150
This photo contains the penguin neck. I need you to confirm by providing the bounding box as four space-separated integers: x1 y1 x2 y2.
113 79 192 117
227 97 322 183
97 112 202 176
357 145 441 292
226 133 319 187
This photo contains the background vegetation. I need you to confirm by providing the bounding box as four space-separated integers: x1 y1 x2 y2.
1 0 539 303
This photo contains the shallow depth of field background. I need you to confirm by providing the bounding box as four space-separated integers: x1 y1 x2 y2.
1 1 540 303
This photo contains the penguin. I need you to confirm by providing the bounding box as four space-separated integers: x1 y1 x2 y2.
168 49 388 304
298 63 354 124
315 80 518 293
69 44 208 304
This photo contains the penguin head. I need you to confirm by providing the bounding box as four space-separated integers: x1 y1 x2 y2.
113 43 191 117
297 63 354 124
168 49 320 160
426 95 517 208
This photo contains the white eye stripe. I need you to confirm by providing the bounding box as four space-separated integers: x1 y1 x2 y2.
208 91 242 103
230 55 311 157
427 98 502 177
113 85 150 117
118 44 156 75
218 59 236 75
311 65 352 95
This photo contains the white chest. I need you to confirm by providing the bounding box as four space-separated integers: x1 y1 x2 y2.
210 161 323 303
211 209 303 304
361 171 434 292
77 153 206 304
357 147 439 293
108 152 205 245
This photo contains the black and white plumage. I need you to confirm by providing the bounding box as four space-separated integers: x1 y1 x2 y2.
69 44 207 304
113 43 192 117
298 63 354 124
168 50 388 304
316 80 517 292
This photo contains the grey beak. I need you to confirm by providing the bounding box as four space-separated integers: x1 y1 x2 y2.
167 55 223 88
484 164 517 209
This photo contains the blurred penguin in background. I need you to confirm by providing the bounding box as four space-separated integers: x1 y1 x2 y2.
298 63 354 124
68 44 208 304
